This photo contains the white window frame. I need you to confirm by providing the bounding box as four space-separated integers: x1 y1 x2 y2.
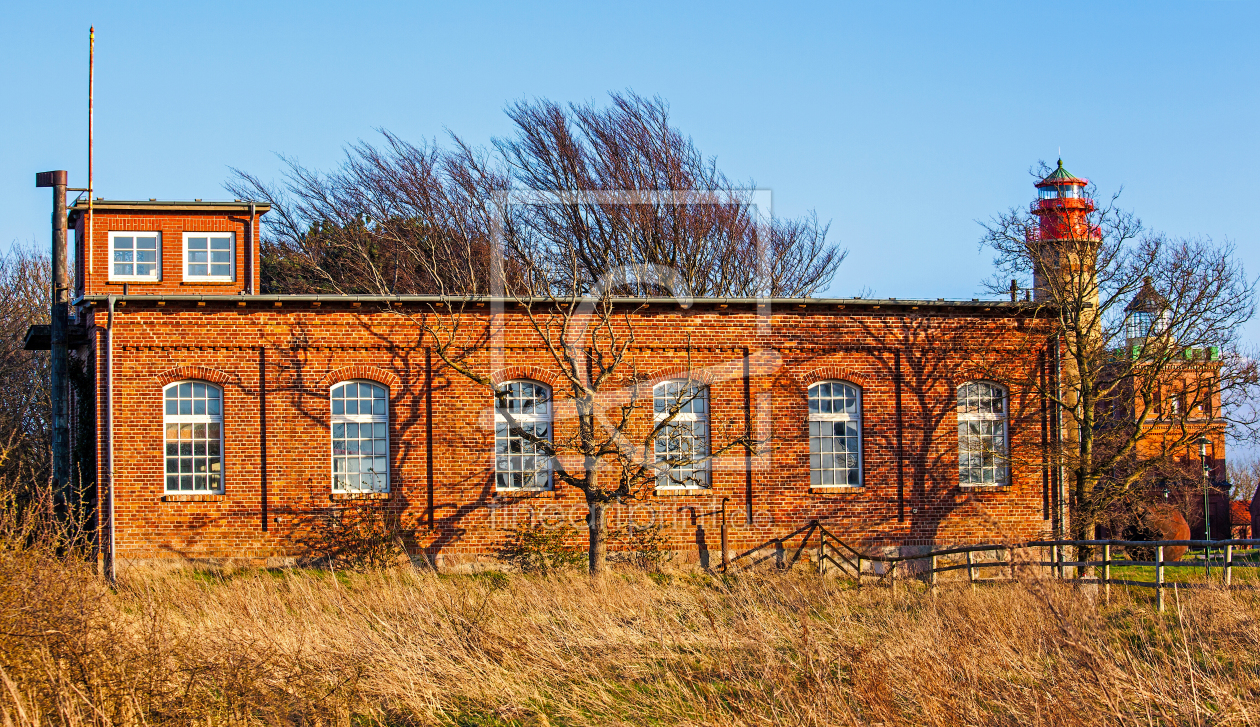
163 381 224 493
494 380 553 491
653 379 710 490
808 381 863 487
182 231 236 282
330 380 390 493
957 381 1009 486
108 231 162 281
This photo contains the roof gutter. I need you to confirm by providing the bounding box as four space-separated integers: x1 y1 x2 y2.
70 293 1051 312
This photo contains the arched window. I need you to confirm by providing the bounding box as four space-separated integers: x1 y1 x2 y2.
495 380 552 490
808 381 862 486
163 381 223 493
331 381 390 492
957 381 1008 485
654 380 709 489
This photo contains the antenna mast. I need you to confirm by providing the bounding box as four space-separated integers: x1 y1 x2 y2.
88 27 94 278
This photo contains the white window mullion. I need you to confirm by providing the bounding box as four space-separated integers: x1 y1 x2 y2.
654 380 709 490
182 232 235 282
495 381 552 491
109 231 162 281
163 381 223 493
958 382 1009 486
808 381 862 487
331 381 390 493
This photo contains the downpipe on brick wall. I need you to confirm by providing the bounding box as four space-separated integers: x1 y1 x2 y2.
106 294 116 582
1055 331 1068 540
246 201 255 295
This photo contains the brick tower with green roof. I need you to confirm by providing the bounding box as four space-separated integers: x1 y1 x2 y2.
1030 159 1101 304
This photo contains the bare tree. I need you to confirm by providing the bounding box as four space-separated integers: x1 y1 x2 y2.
980 162 1259 546
0 245 52 487
1228 455 1260 503
228 133 501 296
228 91 845 299
495 92 842 298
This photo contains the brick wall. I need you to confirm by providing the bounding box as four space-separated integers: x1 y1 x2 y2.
86 299 1058 566
71 204 262 298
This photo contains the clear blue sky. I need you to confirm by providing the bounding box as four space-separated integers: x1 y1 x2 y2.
2 1 1256 336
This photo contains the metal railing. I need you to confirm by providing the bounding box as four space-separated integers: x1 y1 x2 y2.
736 521 1260 612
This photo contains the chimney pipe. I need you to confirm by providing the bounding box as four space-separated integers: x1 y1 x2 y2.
36 170 71 504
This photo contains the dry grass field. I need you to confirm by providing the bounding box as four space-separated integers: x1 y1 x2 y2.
3 545 1260 727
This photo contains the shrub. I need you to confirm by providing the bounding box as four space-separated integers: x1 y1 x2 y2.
290 501 409 571
496 523 584 574
610 522 675 572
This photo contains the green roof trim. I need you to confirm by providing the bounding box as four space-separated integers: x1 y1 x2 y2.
1038 159 1085 186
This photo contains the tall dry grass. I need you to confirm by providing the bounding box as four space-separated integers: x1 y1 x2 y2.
2 548 1260 726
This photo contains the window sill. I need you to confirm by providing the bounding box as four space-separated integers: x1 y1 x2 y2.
161 493 225 502
654 487 711 497
810 485 863 493
330 492 390 501
181 280 239 286
107 279 162 285
959 484 1010 490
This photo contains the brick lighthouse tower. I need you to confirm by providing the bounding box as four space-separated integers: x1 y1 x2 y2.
1030 159 1101 304
1029 159 1102 538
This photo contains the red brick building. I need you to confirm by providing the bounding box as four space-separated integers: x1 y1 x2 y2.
61 197 1067 570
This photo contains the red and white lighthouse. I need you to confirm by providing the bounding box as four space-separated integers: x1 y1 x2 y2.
1030 159 1101 303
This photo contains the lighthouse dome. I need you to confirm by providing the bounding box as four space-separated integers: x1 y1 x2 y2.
1036 159 1088 199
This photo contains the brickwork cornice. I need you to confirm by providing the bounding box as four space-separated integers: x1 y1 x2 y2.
318 365 402 391
155 365 235 387
796 365 877 389
489 366 564 389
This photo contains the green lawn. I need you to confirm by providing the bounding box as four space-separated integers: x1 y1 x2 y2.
1103 548 1260 586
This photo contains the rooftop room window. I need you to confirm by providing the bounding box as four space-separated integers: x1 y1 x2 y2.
808 381 863 487
331 381 390 493
183 232 234 281
495 380 552 491
654 380 709 490
164 381 223 493
109 232 161 281
957 382 1008 486
1038 186 1080 200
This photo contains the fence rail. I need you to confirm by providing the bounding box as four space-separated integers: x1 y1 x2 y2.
768 521 1260 612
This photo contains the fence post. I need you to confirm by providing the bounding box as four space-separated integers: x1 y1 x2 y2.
1009 547 1016 582
966 549 976 590
818 531 825 576
1225 544 1233 588
890 560 897 591
1156 545 1165 613
1103 543 1111 605
930 553 938 592
1054 544 1062 579
856 555 862 586
720 498 729 573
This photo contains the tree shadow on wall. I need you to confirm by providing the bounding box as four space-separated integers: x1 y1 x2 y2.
845 312 1053 547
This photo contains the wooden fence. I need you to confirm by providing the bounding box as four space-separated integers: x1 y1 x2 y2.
785 521 1260 612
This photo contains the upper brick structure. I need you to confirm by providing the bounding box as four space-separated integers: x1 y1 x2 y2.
60 198 1073 570
69 200 268 298
76 293 1060 568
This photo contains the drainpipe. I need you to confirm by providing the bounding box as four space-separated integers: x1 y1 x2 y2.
246 201 255 295
1054 332 1067 539
106 294 116 581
